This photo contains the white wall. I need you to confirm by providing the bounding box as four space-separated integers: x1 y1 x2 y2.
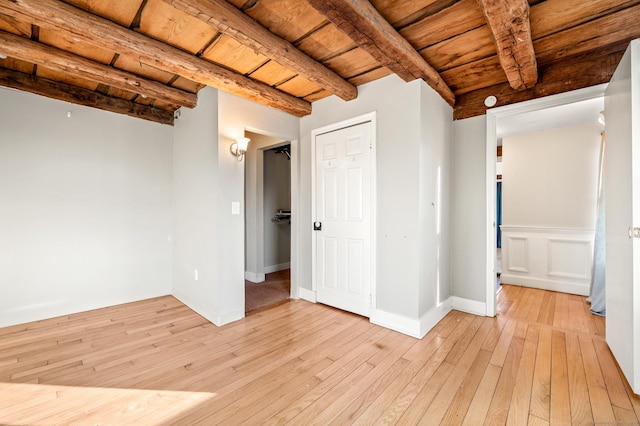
451 116 487 304
263 147 291 271
172 87 224 323
418 83 452 316
500 122 601 295
173 88 299 325
503 123 600 229
0 88 173 327
299 74 453 337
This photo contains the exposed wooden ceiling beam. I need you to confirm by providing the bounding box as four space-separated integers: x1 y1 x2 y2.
160 0 357 102
453 44 626 120
476 0 538 91
0 68 174 125
0 0 311 117
306 0 455 106
0 31 197 108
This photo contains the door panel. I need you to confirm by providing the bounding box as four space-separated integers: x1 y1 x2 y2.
605 39 640 394
314 121 372 317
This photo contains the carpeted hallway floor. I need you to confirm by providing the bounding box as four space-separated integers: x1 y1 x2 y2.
245 269 290 313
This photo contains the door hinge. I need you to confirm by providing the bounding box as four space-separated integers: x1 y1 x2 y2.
629 227 640 238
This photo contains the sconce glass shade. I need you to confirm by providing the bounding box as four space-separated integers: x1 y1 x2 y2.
230 137 250 162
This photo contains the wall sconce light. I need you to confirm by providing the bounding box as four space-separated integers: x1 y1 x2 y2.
230 137 250 162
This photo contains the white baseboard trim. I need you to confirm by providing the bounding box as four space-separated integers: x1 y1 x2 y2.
0 290 171 328
172 291 244 327
418 297 454 338
298 287 316 303
244 271 265 283
370 297 453 339
452 296 487 316
500 274 589 296
264 262 291 274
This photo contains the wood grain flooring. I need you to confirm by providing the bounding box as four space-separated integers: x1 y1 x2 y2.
0 284 638 425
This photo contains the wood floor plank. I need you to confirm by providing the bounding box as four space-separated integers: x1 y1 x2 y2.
565 332 593 425
525 288 545 324
342 330 447 424
592 338 635 412
553 292 571 330
461 363 502 425
579 334 617 423
506 325 539 425
550 330 571 424
567 295 590 334
417 317 494 424
484 321 527 424
440 349 492 425
290 334 418 425
536 290 553 326
489 318 517 367
1 287 639 425
245 325 389 424
369 314 480 424
395 360 456 424
529 326 552 422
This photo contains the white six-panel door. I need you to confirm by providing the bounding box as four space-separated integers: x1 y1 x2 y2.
314 119 373 317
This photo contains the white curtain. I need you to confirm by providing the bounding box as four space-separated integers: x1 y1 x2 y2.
588 132 606 316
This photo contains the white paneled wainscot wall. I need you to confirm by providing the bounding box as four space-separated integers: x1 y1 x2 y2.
500 226 594 295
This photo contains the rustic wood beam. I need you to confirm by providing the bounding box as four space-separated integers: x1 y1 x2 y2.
160 0 357 102
0 68 174 125
0 31 197 108
0 0 311 117
476 0 538 91
306 0 455 106
453 44 626 120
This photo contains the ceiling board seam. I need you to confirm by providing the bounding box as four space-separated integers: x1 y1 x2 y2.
392 0 459 30
319 46 361 64
196 33 222 57
129 0 149 30
291 21 332 46
346 65 386 82
245 58 273 78
30 23 38 41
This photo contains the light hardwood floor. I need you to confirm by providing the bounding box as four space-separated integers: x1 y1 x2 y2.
0 285 638 425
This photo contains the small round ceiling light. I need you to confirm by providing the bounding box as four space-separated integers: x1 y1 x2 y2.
484 95 498 107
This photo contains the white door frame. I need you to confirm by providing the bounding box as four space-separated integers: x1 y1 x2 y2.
484 84 607 316
310 112 377 308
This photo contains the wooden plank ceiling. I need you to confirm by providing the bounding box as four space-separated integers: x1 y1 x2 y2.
0 0 638 125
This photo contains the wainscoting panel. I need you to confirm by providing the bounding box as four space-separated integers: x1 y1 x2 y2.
500 226 594 295
506 236 529 273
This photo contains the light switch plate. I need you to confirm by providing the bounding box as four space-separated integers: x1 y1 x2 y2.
231 201 240 215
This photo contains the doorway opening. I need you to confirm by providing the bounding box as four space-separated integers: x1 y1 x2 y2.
244 131 294 313
485 84 607 316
